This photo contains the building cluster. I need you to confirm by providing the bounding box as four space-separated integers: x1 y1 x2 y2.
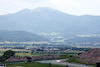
6 55 59 62
78 48 100 63
26 46 59 51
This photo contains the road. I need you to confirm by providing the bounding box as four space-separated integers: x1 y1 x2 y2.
36 59 94 67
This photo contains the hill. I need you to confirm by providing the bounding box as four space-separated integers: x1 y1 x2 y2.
0 7 100 39
0 30 48 42
64 36 100 43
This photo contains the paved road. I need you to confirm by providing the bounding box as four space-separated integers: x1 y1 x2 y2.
36 59 94 67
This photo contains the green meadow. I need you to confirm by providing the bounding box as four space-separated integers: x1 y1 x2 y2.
7 63 64 67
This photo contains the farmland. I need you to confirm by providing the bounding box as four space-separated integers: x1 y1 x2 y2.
0 49 82 57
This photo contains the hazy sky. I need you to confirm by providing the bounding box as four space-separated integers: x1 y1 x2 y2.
0 0 100 16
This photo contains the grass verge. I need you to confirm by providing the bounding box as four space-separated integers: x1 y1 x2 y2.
7 62 64 67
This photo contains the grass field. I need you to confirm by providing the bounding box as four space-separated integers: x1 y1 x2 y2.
15 53 32 57
59 55 96 66
0 49 26 51
7 62 64 67
0 49 81 57
0 48 81 57
15 52 79 57
15 52 57 57
59 54 70 59
65 56 96 66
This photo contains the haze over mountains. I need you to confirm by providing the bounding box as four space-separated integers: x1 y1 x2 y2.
0 30 48 42
0 7 100 41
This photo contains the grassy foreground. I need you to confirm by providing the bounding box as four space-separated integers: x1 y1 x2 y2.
60 55 96 66
7 62 64 67
66 56 96 66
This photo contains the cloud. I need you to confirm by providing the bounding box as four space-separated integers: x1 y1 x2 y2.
20 0 48 3
47 0 100 16
47 0 76 11
72 0 100 15
0 13 3 15
0 0 37 14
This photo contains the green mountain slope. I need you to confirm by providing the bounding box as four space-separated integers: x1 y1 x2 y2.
0 30 48 42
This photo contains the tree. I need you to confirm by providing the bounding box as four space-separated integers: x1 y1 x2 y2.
0 50 15 62
4 50 15 57
65 65 68 67
78 53 82 55
46 63 51 67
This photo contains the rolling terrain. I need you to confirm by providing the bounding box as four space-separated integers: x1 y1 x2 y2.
0 7 100 35
0 30 48 42
0 7 100 43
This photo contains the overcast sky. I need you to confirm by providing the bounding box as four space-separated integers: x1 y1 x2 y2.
0 0 100 16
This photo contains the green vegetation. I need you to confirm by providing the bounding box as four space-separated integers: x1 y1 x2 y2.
0 30 48 42
0 50 81 57
59 55 96 66
16 53 32 57
59 47 90 51
66 56 96 66
60 55 70 59
15 51 80 57
66 57 79 63
0 51 4 56
15 51 58 57
0 50 15 62
65 37 100 43
7 62 64 67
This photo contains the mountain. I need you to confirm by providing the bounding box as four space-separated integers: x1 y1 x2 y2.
0 30 48 42
64 36 100 43
0 16 23 30
0 7 100 38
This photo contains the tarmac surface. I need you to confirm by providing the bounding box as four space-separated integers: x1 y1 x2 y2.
36 59 94 67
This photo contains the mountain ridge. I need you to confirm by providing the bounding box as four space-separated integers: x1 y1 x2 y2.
0 30 48 42
0 7 100 37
